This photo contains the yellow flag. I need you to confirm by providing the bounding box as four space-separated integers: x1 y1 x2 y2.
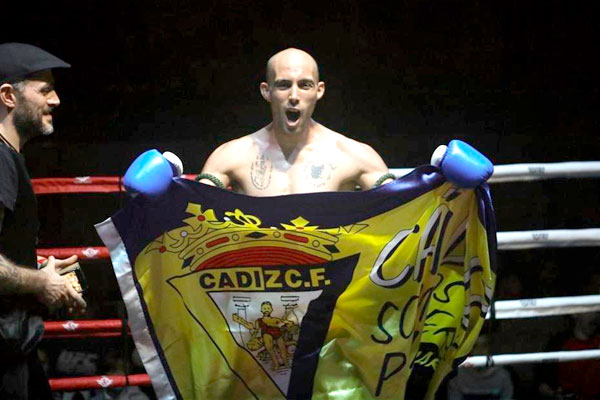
96 166 496 400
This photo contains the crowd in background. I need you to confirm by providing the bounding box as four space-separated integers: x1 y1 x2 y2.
446 269 600 400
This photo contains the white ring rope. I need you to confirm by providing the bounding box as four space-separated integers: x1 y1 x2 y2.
497 228 600 250
389 168 413 178
461 349 600 368
390 161 600 183
41 162 598 375
487 294 600 320
488 161 600 183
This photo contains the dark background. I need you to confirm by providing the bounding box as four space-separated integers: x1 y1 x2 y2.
2 2 597 298
4 0 598 295
4 1 600 396
7 1 599 167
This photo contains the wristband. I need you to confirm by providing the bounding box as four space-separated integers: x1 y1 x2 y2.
196 173 225 189
374 173 396 187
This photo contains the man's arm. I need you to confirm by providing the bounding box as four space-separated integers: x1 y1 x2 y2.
0 253 86 310
0 204 85 310
0 251 44 296
0 203 37 295
199 140 246 188
351 142 393 189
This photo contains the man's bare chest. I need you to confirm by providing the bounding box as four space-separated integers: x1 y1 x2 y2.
233 151 357 195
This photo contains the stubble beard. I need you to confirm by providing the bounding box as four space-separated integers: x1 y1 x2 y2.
13 100 53 143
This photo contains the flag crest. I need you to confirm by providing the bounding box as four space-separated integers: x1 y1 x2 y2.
96 166 496 400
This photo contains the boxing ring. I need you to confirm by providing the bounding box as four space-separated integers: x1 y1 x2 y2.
33 161 600 392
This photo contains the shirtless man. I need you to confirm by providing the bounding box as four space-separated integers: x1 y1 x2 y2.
123 49 492 195
197 48 394 195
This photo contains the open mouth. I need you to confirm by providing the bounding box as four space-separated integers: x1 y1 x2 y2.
286 109 300 123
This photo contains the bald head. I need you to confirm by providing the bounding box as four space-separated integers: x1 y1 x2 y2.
266 48 320 84
260 48 325 135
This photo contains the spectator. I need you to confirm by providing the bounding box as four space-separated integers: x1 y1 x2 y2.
496 272 524 300
448 334 514 399
536 312 600 400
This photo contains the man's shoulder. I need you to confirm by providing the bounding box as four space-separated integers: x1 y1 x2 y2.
203 129 263 172
319 128 379 160
314 126 389 182
210 131 259 155
0 144 18 174
0 143 17 161
0 144 19 210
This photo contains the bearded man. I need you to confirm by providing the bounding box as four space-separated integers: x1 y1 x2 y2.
0 42 86 399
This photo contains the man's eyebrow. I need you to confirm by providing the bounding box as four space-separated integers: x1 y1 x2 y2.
40 83 55 92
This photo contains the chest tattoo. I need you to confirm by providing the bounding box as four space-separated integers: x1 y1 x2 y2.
304 162 335 187
250 154 273 190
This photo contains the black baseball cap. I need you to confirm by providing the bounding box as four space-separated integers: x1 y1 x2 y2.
0 43 70 84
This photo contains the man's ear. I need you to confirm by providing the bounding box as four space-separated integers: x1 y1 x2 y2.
260 82 271 102
0 84 17 109
316 81 325 101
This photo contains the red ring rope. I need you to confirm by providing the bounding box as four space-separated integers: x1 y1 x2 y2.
44 332 126 339
49 374 150 390
31 174 197 195
37 246 109 260
32 175 153 392
44 319 125 334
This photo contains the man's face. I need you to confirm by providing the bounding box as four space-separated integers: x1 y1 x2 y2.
12 70 60 141
263 53 324 135
261 302 273 316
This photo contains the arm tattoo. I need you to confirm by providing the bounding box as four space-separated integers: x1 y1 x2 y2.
250 154 273 190
0 253 26 294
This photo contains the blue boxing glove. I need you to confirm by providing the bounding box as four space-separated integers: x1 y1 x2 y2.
123 149 184 196
431 140 493 188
